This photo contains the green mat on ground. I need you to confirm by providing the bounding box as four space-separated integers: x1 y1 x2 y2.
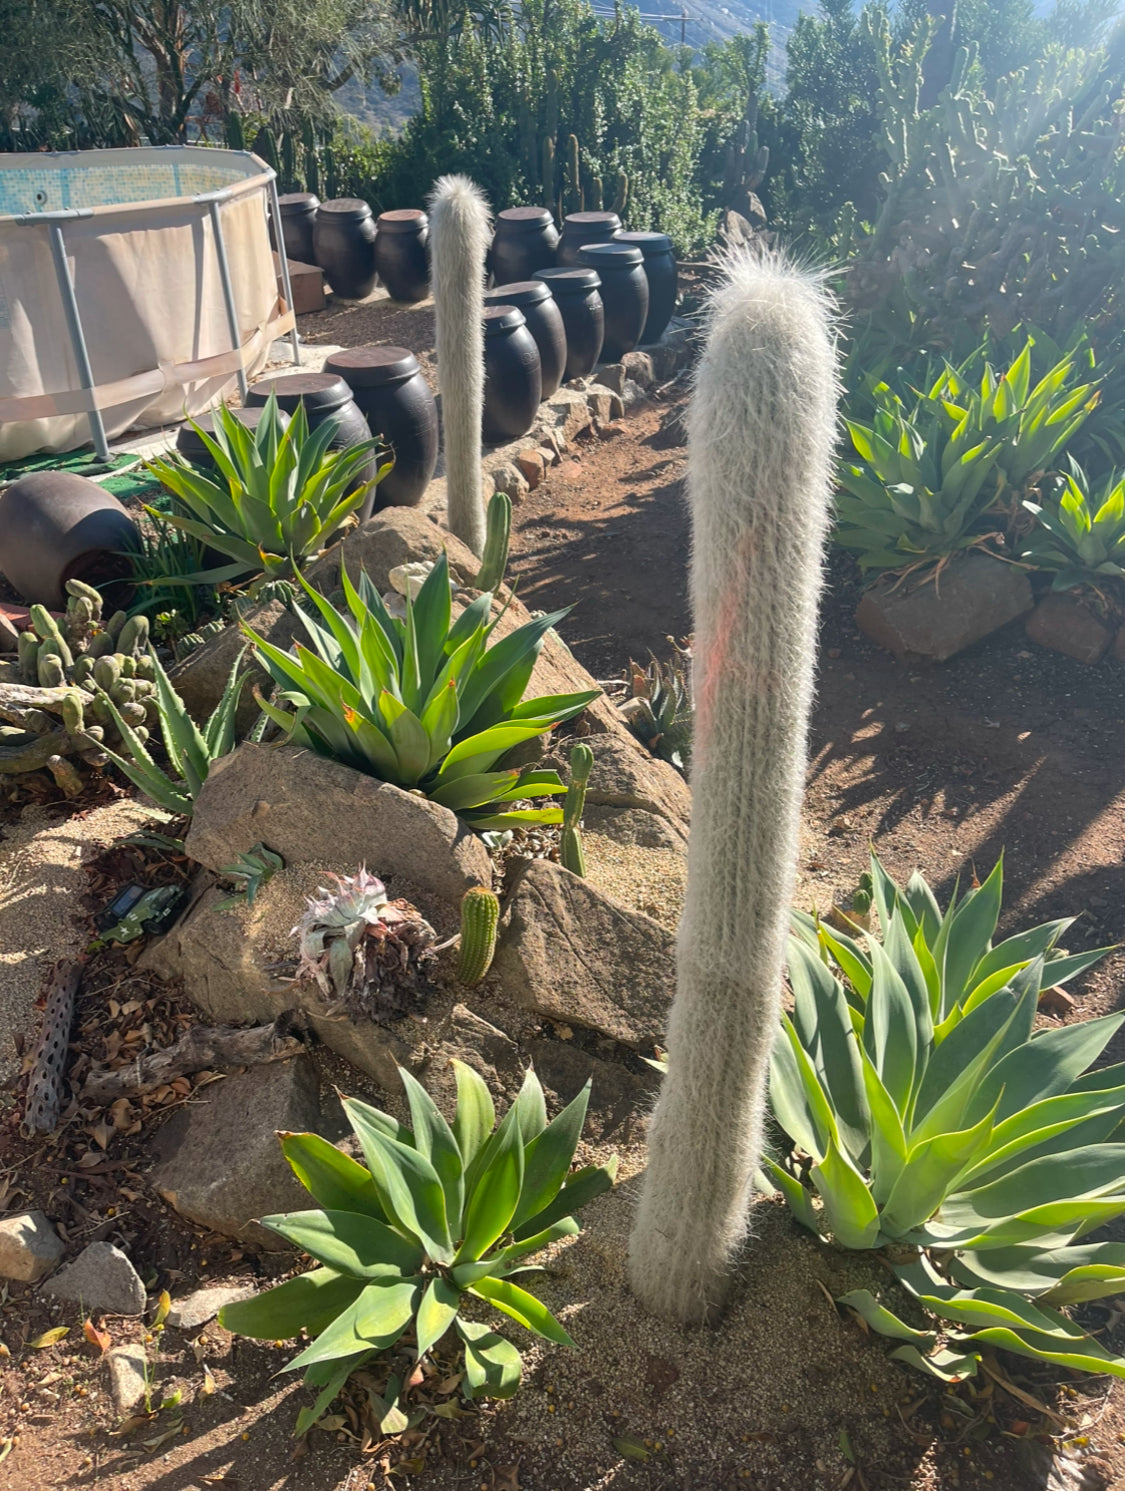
0 448 166 507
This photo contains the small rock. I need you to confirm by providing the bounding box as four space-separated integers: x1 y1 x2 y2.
541 388 593 444
515 450 546 490
0 1211 64 1283
0 610 20 653
493 859 674 1048
149 1058 323 1250
587 388 625 426
1025 593 1112 664
581 732 691 844
621 378 648 409
593 363 627 395
106 1345 148 1415
1038 986 1076 1018
167 1284 257 1331
622 351 655 389
489 462 530 501
855 554 1033 661
43 1242 146 1316
649 408 687 449
537 444 559 468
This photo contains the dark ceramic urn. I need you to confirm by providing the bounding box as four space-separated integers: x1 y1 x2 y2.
614 230 678 344
273 192 319 265
489 207 560 284
246 373 382 518
313 199 378 300
484 281 566 400
324 346 438 509
176 405 290 469
578 243 648 361
482 306 542 446
533 267 604 379
374 210 430 304
556 211 622 267
0 472 138 609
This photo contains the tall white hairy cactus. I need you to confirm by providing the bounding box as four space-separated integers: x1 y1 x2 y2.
627 249 840 1324
428 174 492 555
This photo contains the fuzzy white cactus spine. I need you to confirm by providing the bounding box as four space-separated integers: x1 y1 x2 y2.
627 250 840 1324
428 174 492 555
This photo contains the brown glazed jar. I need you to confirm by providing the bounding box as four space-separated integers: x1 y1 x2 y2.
578 243 649 361
374 210 430 304
613 230 678 344
556 210 622 267
324 346 438 509
175 405 290 469
482 306 542 445
246 373 382 518
488 207 560 284
484 280 566 400
313 199 378 299
0 472 138 609
272 192 319 264
533 267 604 379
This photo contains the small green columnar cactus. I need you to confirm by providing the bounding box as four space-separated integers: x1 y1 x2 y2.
475 490 512 593
560 742 592 877
611 169 629 216
565 134 583 214
457 886 501 986
627 250 840 1324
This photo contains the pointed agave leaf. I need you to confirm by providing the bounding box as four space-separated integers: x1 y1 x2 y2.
811 1135 881 1250
879 1102 998 1238
342 1100 453 1263
511 1066 548 1143
286 1277 422 1374
971 1011 1125 1123
860 1047 908 1207
415 1276 461 1358
788 938 868 1162
397 1067 465 1228
910 985 1035 1140
863 941 917 1115
456 1318 522 1399
260 1209 425 1279
962 1325 1125 1379
495 1217 581 1266
219 1267 365 1340
511 1081 590 1230
759 1155 821 1235
295 1349 374 1436
457 1100 525 1262
888 1344 980 1382
471 1275 575 1347
836 1290 936 1345
769 1016 835 1163
941 859 1004 1008
278 1132 385 1219
341 1095 414 1148
451 1060 496 1165
511 1157 617 1242
951 1240 1125 1298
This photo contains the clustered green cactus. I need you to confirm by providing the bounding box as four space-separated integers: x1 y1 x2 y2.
515 87 629 220
560 742 592 877
0 581 158 792
474 491 512 594
457 886 501 987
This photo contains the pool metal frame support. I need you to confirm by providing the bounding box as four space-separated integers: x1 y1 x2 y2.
265 173 303 367
201 191 250 401
14 208 110 461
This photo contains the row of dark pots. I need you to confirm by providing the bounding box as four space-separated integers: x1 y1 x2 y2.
488 207 677 347
275 194 430 305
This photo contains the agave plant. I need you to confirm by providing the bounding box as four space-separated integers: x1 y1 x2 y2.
291 867 437 1021
98 647 259 816
219 1064 617 1431
770 853 1123 1382
1022 461 1125 592
245 554 599 831
144 394 389 583
618 643 693 773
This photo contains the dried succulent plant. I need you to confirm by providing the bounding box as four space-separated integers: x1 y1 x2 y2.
291 867 437 1022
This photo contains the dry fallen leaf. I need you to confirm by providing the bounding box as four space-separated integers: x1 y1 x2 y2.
83 1319 112 1354
27 1326 70 1349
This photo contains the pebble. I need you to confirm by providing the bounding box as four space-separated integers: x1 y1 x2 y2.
42 1242 147 1316
168 1284 257 1331
0 1212 64 1283
105 1344 148 1414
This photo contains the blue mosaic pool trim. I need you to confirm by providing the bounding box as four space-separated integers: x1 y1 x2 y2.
0 156 257 218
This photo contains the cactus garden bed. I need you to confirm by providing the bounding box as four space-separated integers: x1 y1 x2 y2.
2 350 1125 1491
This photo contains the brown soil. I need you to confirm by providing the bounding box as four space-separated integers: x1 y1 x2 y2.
4 388 1125 1491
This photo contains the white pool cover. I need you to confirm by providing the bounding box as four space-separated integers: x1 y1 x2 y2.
0 146 297 461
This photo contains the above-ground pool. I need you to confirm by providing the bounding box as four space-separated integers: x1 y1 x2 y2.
0 146 298 462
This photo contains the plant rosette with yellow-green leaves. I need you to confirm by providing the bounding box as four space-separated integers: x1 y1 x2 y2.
244 553 599 831
767 853 1124 1384
219 1063 617 1432
144 393 390 584
1022 460 1125 594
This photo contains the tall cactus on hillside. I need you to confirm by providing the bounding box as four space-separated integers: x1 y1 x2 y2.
627 251 840 1323
429 174 492 555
